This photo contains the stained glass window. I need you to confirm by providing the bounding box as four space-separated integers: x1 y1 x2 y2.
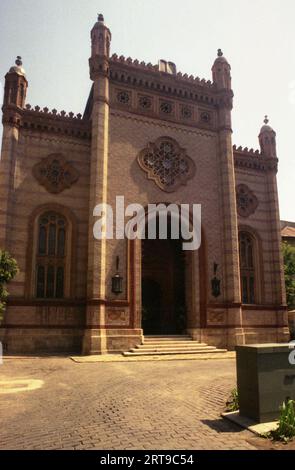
35 212 67 298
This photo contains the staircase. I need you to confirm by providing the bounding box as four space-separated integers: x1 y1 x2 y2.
122 335 227 357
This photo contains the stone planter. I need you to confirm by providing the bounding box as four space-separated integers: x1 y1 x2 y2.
288 310 295 340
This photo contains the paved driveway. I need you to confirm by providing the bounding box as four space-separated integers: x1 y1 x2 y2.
0 357 271 450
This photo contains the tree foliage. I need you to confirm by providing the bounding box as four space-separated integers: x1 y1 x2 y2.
0 250 18 321
282 242 295 309
269 399 295 442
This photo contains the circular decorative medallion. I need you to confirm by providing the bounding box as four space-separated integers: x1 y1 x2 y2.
139 96 152 110
160 101 173 114
33 154 79 194
236 184 259 217
181 105 193 119
117 91 130 105
137 137 195 192
200 112 211 123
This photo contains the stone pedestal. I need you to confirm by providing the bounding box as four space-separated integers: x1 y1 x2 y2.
288 310 295 340
236 344 295 423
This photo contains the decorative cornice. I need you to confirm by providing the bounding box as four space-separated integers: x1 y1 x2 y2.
2 104 91 139
233 144 261 157
24 104 83 119
109 54 224 108
110 53 215 88
233 145 278 173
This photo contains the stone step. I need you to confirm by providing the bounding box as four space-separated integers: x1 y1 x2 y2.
143 338 193 343
143 337 193 341
143 338 193 344
135 341 207 349
144 335 192 340
130 346 217 353
123 348 227 357
142 341 199 348
123 334 227 357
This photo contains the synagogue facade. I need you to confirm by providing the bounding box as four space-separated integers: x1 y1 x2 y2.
0 15 288 354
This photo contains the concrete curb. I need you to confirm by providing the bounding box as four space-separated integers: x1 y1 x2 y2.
222 410 278 436
70 352 236 363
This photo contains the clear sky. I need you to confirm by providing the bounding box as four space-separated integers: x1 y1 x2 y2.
0 0 294 220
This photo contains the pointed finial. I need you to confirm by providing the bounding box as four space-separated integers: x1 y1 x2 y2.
98 13 104 22
217 49 223 57
15 56 22 66
264 115 269 125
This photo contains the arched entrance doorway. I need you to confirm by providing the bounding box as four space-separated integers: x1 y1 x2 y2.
141 235 186 335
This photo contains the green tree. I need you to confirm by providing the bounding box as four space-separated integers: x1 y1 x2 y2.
0 250 18 322
282 242 295 309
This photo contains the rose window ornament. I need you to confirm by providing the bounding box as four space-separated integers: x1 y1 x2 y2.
139 95 152 110
236 184 259 217
200 111 211 123
137 137 195 192
33 154 79 194
117 91 130 105
181 105 193 119
160 101 173 114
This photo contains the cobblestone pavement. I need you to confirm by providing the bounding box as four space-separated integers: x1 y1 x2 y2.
0 357 286 450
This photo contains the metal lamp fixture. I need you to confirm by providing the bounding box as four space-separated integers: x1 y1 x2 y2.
211 262 221 298
111 255 123 295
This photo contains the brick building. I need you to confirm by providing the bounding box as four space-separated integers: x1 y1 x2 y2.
281 221 295 248
0 15 288 354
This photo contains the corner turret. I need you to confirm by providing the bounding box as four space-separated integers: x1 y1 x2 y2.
89 14 112 80
3 56 28 109
211 49 231 90
259 116 277 158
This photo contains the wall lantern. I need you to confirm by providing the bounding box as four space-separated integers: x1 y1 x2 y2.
211 262 221 298
111 256 123 295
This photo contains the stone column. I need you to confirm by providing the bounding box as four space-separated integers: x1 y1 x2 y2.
212 50 243 347
0 57 27 250
0 124 19 250
82 15 112 354
265 168 286 306
259 119 286 308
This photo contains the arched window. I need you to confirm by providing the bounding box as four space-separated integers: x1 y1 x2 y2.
35 212 67 298
239 231 256 304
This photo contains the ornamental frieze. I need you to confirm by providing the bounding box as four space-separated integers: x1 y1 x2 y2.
111 85 216 129
236 184 259 218
33 153 79 194
137 137 195 192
